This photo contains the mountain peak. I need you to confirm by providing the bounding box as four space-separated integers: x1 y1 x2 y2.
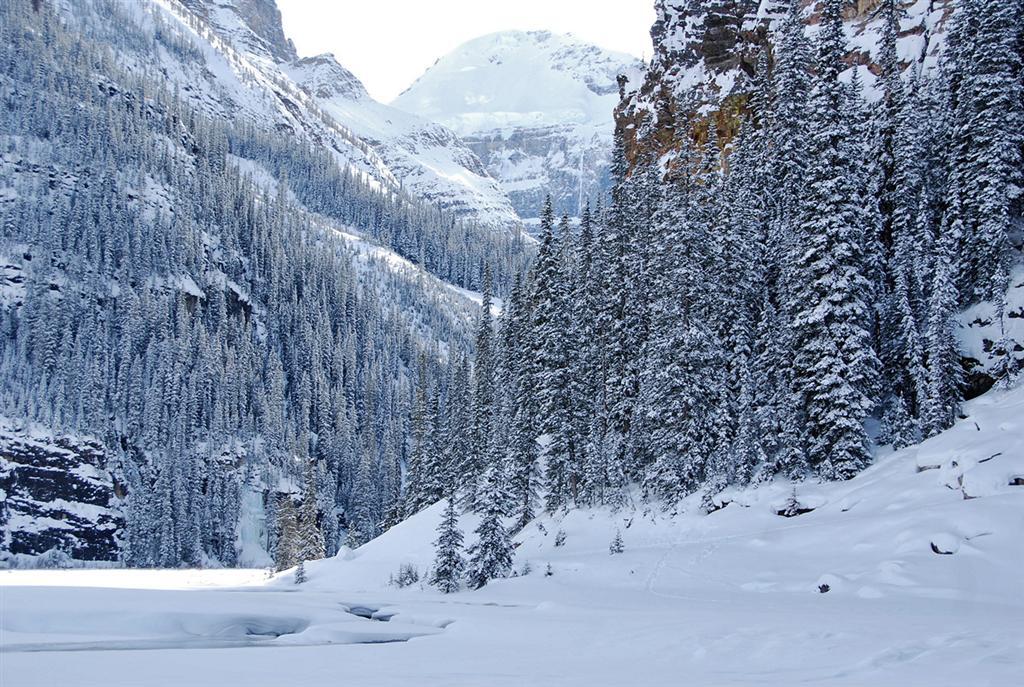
393 31 642 135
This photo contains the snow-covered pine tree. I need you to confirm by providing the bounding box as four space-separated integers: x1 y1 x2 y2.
946 0 1023 300
466 268 497 507
296 461 326 563
609 529 624 555
274 493 298 572
790 0 879 480
593 128 635 488
989 265 1019 388
429 498 465 594
873 0 906 253
345 447 378 548
567 202 599 504
639 316 728 503
405 355 432 514
444 355 473 498
922 199 965 436
502 277 542 530
466 463 513 589
580 200 627 508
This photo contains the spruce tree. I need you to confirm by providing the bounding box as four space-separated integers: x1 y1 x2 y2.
429 498 465 594
296 462 326 563
922 208 964 436
466 268 496 506
466 463 513 589
790 0 879 480
274 493 298 572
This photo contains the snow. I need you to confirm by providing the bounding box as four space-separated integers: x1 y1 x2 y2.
97 0 399 192
957 265 1024 376
634 0 953 114
0 567 268 590
393 30 639 137
3 384 1022 685
392 30 641 222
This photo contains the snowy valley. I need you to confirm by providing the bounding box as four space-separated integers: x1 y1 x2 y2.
1 0 1023 685
4 383 1023 685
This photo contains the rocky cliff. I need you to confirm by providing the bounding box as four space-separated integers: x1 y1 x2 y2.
180 0 297 63
618 0 955 168
0 421 123 563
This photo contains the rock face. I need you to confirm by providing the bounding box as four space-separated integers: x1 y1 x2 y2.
650 0 762 74
393 30 643 227
0 421 123 562
618 0 955 169
181 0 297 63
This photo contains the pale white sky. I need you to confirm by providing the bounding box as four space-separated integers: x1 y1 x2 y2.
276 0 655 103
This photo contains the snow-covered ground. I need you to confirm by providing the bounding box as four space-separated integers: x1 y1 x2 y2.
3 386 1022 686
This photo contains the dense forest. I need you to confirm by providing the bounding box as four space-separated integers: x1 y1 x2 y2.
0 0 1020 578
0 0 529 567
416 0 1023 589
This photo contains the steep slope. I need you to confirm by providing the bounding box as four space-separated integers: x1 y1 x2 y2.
179 0 298 64
393 31 643 226
83 0 397 187
284 55 523 233
68 0 524 237
172 0 523 233
0 0 507 568
619 0 954 162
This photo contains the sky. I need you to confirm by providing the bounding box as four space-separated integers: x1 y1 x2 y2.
276 0 656 103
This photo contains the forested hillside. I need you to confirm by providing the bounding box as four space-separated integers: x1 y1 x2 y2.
0 0 529 567
1 0 1020 577
406 0 1023 589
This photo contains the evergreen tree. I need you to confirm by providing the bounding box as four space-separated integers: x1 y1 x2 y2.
947 0 1023 300
790 0 879 480
466 463 513 588
466 268 496 506
274 493 298 572
922 210 964 436
296 461 326 563
429 498 465 594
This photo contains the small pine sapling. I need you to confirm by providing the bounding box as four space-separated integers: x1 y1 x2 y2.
609 529 624 555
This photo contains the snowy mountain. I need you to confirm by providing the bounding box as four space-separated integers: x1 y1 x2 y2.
0 0 531 568
393 31 643 226
80 0 523 234
179 0 298 64
284 55 522 233
178 0 523 233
